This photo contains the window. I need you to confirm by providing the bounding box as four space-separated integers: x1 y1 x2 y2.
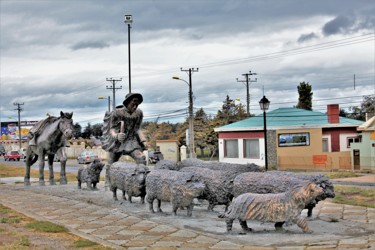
278 132 310 147
224 139 238 158
243 139 259 158
322 138 329 152
347 136 361 148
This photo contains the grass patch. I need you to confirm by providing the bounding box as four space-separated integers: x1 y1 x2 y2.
18 235 31 246
325 171 359 179
73 240 98 248
1 216 21 224
25 221 68 233
333 185 375 208
0 163 77 182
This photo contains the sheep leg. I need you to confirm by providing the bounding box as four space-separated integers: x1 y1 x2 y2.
207 203 215 211
87 181 93 190
92 182 98 190
111 187 118 201
140 196 145 204
78 180 82 189
296 217 312 233
122 191 127 200
148 200 155 213
128 195 133 203
187 204 194 217
275 221 285 231
172 205 178 216
156 199 163 213
225 218 234 232
239 220 252 231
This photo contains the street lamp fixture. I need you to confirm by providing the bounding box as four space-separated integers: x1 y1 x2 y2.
98 96 111 112
259 95 270 171
124 14 132 93
172 76 195 158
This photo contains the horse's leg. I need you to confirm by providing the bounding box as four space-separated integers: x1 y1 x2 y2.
24 149 34 186
38 152 46 186
58 148 67 185
47 154 56 185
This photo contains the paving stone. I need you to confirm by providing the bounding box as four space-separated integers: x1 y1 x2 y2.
306 245 337 249
122 240 155 247
242 246 276 250
117 229 144 237
169 230 198 238
107 239 128 246
187 235 220 244
150 240 183 247
210 240 242 249
148 224 178 233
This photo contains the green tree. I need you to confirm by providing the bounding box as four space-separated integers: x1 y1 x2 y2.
91 123 103 137
194 108 210 157
348 95 375 121
296 82 313 110
82 123 92 139
73 123 82 139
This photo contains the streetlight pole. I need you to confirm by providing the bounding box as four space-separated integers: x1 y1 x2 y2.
98 96 111 112
124 14 132 93
259 96 270 171
172 70 198 158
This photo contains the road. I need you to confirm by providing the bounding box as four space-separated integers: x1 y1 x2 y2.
0 157 100 175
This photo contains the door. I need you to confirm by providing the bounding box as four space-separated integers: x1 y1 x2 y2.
353 150 360 170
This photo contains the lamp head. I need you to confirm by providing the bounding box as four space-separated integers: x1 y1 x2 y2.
259 96 270 111
124 15 133 24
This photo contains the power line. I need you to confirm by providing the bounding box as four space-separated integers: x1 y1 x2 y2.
106 78 122 110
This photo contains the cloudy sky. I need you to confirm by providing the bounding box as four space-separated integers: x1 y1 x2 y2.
1 0 374 127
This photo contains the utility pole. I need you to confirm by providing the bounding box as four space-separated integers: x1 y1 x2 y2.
180 67 199 158
106 78 122 110
236 70 257 115
13 102 24 150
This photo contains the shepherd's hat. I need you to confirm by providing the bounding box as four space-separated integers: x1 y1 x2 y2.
123 93 143 106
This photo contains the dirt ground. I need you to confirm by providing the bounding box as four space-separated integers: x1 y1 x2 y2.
12 181 373 248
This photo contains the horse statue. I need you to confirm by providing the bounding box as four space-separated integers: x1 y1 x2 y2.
24 111 74 186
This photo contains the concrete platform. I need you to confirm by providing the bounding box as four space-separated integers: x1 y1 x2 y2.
0 182 374 249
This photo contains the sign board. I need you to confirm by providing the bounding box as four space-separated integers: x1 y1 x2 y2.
313 155 327 164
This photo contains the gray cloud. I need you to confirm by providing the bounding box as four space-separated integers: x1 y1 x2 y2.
71 41 110 50
323 15 354 36
297 32 319 43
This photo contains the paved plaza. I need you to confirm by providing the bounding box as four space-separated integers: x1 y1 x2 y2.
0 178 374 249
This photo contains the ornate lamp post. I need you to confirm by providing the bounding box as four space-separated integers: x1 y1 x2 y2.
98 96 111 112
259 96 270 170
172 76 195 158
124 14 132 93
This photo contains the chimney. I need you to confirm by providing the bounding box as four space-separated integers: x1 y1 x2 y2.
327 104 340 123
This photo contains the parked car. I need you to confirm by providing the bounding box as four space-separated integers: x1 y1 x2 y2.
77 151 100 164
4 151 21 161
148 151 164 164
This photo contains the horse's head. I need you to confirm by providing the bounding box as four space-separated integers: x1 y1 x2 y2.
59 111 74 139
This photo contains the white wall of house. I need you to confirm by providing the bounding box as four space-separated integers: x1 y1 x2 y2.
340 133 359 152
218 138 265 166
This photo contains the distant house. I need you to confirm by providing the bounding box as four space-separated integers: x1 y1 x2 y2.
350 116 375 171
214 104 364 170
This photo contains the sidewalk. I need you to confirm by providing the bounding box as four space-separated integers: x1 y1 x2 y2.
331 174 375 187
0 182 374 250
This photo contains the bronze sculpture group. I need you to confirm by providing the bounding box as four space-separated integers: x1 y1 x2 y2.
23 93 335 234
